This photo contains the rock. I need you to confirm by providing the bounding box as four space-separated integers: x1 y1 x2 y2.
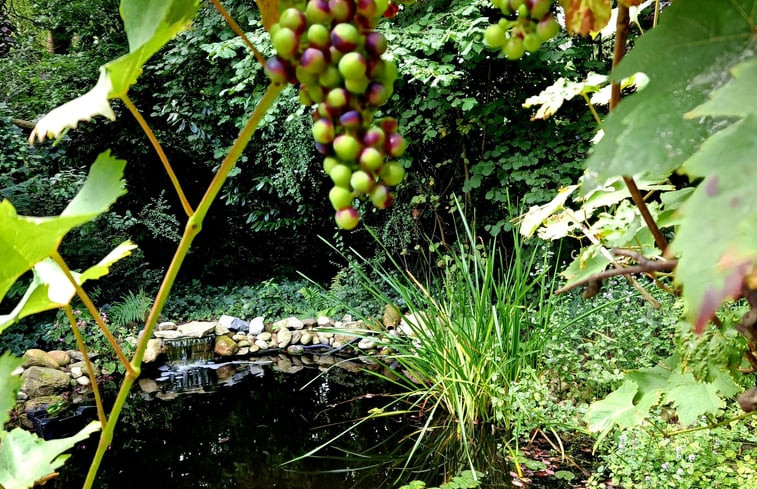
254 339 269 350
300 332 313 345
139 378 159 393
230 318 249 332
238 347 250 356
286 345 305 355
154 330 183 339
358 338 376 350
157 321 177 331
11 366 24 376
215 323 231 336
285 316 305 330
125 336 139 347
291 331 302 345
333 334 354 346
237 340 250 348
143 339 164 363
257 332 272 342
23 395 65 412
70 366 84 379
22 349 60 369
21 367 71 397
275 356 303 374
302 317 316 327
76 376 90 386
272 318 288 331
218 315 235 328
16 391 28 401
249 317 265 335
47 350 71 367
178 321 216 338
250 344 261 353
277 328 292 348
214 336 239 356
67 350 87 362
317 316 332 326
382 304 401 327
337 360 363 373
342 314 353 322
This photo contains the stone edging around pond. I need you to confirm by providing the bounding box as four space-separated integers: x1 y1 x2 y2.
144 313 398 364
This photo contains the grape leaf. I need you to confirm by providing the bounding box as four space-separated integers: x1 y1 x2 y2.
662 372 722 426
670 116 757 331
562 243 611 283
560 0 612 36
686 58 757 119
0 353 23 428
0 422 100 489
585 380 660 448
519 185 578 238
585 0 757 184
0 151 126 313
30 0 200 143
0 241 137 330
522 74 607 121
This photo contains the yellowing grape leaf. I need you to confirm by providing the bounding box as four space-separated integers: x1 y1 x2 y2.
585 380 660 448
30 0 200 143
0 353 23 428
257 0 281 32
0 241 137 330
585 0 757 185
0 422 100 489
522 74 607 120
560 0 612 36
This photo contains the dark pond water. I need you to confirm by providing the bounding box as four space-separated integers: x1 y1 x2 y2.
48 358 437 489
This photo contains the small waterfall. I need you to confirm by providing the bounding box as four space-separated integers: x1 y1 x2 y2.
164 336 215 366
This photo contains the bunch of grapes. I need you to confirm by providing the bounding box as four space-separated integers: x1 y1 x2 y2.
484 0 560 60
265 0 407 230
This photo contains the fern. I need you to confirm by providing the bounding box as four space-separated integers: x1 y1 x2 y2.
108 289 153 327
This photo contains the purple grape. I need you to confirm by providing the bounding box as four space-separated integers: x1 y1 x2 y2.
365 31 387 56
306 0 331 24
331 23 361 53
363 126 386 147
301 47 327 74
339 110 362 129
279 8 307 35
328 0 355 22
315 142 331 155
264 57 290 84
386 132 407 157
366 82 389 106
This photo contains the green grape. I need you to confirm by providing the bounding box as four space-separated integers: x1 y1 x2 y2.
484 24 507 48
503 36 525 60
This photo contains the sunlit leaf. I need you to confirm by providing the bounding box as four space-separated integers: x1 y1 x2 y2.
0 353 23 428
522 74 606 120
0 151 126 333
30 0 200 143
585 380 659 447
561 243 611 283
519 185 578 238
0 422 100 489
0 241 137 329
585 0 757 184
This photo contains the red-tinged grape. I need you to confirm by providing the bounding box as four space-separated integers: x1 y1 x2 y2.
307 24 331 49
379 162 405 186
386 132 407 157
326 87 349 108
527 0 551 20
301 47 327 74
272 27 299 59
323 156 340 175
484 24 506 48
350 170 375 193
338 52 367 80
380 118 398 133
329 163 353 188
536 14 559 41
317 102 335 119
264 57 290 84
335 207 360 229
356 0 378 18
503 36 525 60
306 0 331 25
333 134 362 161
523 33 541 52
331 23 360 52
374 0 389 17
329 186 354 210
363 126 386 147
370 184 393 209
339 110 362 129
329 0 355 22
366 82 389 106
280 7 307 34
345 76 369 94
315 142 330 155
383 1 399 18
359 146 384 171
312 118 335 143
319 65 343 88
365 31 387 56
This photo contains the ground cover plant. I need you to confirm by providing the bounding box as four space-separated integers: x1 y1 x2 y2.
2 0 757 488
